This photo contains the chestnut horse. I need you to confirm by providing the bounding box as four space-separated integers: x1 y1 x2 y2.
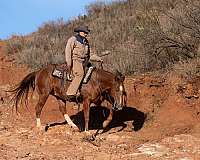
10 63 127 134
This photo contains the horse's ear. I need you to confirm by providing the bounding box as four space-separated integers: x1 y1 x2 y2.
119 74 125 82
115 70 125 82
121 74 125 82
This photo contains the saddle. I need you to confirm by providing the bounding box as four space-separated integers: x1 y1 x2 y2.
52 63 95 84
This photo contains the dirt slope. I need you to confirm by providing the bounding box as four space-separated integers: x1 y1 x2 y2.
0 42 200 159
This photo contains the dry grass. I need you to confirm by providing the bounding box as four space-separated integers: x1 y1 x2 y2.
173 58 200 78
4 0 200 76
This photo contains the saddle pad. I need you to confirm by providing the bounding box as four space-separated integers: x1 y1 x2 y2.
52 68 72 81
52 69 63 78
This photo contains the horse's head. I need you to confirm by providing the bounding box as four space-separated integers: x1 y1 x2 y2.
110 70 127 110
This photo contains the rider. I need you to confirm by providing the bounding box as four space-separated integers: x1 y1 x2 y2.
65 25 103 101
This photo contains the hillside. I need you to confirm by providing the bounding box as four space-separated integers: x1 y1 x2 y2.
1 38 200 159
5 0 200 75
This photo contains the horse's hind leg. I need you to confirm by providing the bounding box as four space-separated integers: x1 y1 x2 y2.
57 99 78 130
35 94 48 129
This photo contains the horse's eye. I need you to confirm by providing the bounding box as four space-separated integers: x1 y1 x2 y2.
115 85 120 91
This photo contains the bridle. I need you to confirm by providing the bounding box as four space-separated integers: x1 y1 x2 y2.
103 84 125 111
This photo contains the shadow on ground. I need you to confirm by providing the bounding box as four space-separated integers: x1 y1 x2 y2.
45 106 146 132
70 106 146 132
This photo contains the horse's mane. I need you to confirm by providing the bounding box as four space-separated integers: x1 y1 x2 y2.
95 67 124 80
93 68 115 81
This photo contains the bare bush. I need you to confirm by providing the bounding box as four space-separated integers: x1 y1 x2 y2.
5 0 200 76
5 35 27 55
173 58 200 77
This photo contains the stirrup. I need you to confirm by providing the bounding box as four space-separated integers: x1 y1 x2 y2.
67 74 73 81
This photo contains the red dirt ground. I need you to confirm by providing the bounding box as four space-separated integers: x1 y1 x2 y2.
1 42 200 159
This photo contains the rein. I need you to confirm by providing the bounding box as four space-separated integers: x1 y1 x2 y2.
94 67 124 111
104 91 121 111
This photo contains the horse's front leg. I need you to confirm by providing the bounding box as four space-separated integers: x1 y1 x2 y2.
83 98 91 132
94 103 113 137
103 104 113 129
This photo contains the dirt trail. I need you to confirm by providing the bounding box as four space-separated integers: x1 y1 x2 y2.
0 42 200 159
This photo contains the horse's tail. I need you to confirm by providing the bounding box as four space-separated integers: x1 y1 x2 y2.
9 71 36 112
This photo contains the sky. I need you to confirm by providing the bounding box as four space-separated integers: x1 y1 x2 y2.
0 0 112 40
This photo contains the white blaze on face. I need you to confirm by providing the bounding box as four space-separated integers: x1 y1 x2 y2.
119 84 123 105
120 85 123 92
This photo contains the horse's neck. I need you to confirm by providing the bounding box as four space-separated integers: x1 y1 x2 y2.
93 69 114 88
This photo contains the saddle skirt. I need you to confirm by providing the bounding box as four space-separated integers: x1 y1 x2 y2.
52 65 95 84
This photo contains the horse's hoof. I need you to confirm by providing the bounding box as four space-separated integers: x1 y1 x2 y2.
33 125 46 133
82 134 95 142
84 130 91 135
97 129 104 134
103 121 109 128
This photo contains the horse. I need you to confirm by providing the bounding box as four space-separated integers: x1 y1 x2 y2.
10 63 127 136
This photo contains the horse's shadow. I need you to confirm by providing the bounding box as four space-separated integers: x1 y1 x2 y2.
71 106 146 132
46 106 146 133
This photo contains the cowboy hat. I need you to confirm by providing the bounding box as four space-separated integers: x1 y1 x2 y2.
74 25 90 34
